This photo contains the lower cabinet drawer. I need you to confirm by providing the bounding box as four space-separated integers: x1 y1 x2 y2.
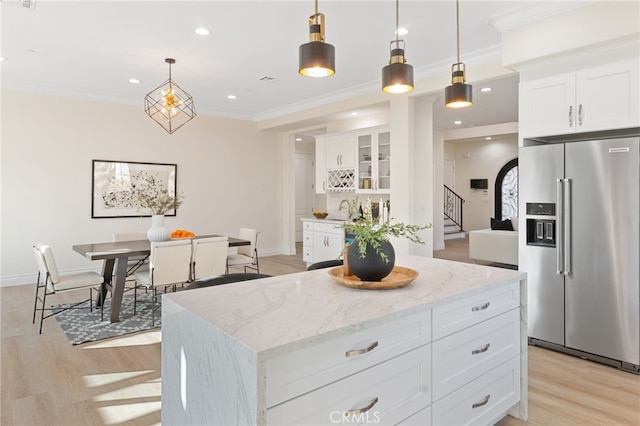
303 245 313 262
432 281 519 340
397 406 431 426
432 309 520 401
432 356 520 426
266 311 431 407
266 345 431 426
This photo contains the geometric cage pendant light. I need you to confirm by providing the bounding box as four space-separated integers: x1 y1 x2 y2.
382 0 414 93
445 0 472 108
144 58 196 134
299 0 335 77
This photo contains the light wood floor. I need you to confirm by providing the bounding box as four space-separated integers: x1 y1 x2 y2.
1 241 638 425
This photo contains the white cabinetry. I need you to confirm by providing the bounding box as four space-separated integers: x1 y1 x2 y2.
266 311 432 425
302 220 344 265
356 126 391 194
431 282 521 426
326 133 356 169
520 59 639 138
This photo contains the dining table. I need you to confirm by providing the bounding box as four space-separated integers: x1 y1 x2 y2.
72 235 251 323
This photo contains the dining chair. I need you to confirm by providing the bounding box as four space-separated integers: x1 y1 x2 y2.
32 244 104 334
226 228 260 273
186 273 272 290
112 232 149 277
191 236 229 282
133 239 192 326
307 259 343 271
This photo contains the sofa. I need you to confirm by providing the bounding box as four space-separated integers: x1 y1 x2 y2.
468 218 519 266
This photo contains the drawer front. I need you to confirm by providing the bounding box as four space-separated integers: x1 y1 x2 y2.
432 281 519 340
313 222 343 235
267 345 431 426
432 309 520 401
303 246 313 262
432 356 520 426
303 231 313 247
266 311 431 408
303 221 313 231
398 406 431 426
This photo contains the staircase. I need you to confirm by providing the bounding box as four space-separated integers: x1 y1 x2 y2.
444 185 466 240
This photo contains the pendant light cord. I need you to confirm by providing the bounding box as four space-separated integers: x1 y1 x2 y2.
395 0 399 43
314 0 318 16
455 0 460 64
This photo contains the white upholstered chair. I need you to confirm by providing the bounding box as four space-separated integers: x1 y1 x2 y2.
32 244 104 334
191 236 229 281
226 228 260 273
112 232 149 277
133 239 192 326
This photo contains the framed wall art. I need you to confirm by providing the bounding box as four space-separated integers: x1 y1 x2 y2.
91 160 178 218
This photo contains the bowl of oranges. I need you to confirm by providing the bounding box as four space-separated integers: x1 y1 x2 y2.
171 229 195 239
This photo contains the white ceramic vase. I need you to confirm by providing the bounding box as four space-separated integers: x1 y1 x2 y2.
147 214 170 242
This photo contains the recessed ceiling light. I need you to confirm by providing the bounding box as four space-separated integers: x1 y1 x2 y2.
227 95 237 100
396 27 409 36
454 120 462 125
480 87 492 92
351 112 358 116
485 136 492 140
295 137 302 142
129 78 140 84
195 27 210 36
0 56 6 62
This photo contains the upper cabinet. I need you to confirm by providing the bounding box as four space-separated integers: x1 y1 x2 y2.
520 59 639 138
314 132 357 193
356 126 391 194
326 133 356 169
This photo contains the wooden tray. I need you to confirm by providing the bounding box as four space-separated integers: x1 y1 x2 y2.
328 266 419 290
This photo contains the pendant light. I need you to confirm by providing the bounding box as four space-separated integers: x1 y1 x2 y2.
445 0 472 108
299 0 335 77
144 58 196 134
382 0 414 93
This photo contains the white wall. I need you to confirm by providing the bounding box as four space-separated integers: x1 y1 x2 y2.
1 89 281 285
447 136 518 231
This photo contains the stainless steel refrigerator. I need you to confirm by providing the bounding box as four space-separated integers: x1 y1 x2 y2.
520 136 639 373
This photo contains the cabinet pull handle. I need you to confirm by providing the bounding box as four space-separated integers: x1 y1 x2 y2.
471 301 490 312
472 343 491 355
346 397 379 416
472 394 491 409
569 105 573 126
345 341 379 357
578 104 583 126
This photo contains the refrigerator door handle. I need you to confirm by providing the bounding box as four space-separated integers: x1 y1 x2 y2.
564 178 572 275
556 179 564 274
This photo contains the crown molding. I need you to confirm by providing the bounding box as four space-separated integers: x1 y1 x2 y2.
487 1 596 32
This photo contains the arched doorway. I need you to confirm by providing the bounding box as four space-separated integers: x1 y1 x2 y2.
495 158 518 220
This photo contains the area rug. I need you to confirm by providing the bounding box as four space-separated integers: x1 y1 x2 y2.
54 292 161 345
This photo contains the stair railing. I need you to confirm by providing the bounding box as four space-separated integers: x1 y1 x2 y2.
444 185 465 231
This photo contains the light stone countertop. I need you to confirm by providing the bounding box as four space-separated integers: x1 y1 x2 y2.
164 255 525 360
300 217 348 224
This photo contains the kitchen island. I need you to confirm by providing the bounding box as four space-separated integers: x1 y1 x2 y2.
162 255 527 425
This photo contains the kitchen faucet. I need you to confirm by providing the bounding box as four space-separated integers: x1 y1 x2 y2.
339 199 352 219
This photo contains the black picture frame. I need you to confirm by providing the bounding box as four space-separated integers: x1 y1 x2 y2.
91 159 178 218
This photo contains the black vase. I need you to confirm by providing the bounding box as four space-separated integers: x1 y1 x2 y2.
347 239 395 282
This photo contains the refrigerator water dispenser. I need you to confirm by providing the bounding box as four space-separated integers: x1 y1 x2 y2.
526 202 556 247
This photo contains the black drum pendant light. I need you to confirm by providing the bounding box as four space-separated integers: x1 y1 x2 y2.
382 0 414 93
299 0 335 77
445 0 472 108
144 58 196 134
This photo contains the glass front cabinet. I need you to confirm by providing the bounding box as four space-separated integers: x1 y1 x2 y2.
356 126 390 194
